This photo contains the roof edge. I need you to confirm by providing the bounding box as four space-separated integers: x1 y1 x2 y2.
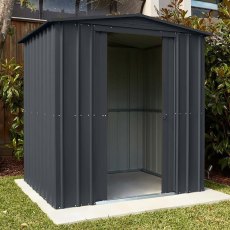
19 21 52 43
19 14 211 44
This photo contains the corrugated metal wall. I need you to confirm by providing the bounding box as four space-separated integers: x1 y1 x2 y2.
53 23 108 208
24 25 57 207
162 34 205 194
108 46 162 175
23 17 206 209
176 34 205 193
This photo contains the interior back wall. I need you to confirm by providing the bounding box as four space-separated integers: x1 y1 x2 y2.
107 46 162 175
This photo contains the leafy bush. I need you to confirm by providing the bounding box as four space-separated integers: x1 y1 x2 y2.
205 14 230 170
0 59 24 159
158 0 230 170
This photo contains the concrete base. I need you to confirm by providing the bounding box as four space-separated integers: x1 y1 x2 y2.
15 179 230 225
108 172 161 200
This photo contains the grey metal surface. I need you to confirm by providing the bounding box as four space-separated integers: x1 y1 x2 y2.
92 31 108 204
24 25 57 207
162 37 176 193
188 35 205 192
22 16 206 209
54 23 63 208
108 33 162 48
96 192 175 205
19 14 210 43
178 33 189 193
78 24 92 206
62 23 77 208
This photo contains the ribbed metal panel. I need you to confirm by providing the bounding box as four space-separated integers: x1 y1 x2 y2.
92 31 108 204
162 37 176 193
62 23 78 208
79 24 93 206
176 33 205 193
177 33 189 193
161 34 205 194
23 17 206 209
53 23 64 208
188 35 205 192
24 25 57 207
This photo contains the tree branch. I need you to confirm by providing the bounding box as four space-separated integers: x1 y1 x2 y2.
0 0 16 59
140 0 146 14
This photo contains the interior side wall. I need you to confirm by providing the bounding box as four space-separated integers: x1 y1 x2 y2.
107 46 162 175
108 47 144 172
143 47 162 175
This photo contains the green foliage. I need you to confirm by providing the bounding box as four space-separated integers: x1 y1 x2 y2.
205 14 230 170
0 59 24 159
158 0 230 170
18 0 36 11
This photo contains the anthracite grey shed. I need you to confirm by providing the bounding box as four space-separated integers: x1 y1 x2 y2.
20 15 209 209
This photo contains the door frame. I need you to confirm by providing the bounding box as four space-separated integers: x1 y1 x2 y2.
92 27 176 203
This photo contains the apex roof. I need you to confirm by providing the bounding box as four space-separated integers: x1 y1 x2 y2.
19 14 210 43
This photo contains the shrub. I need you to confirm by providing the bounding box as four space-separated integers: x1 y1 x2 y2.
205 15 230 170
0 59 24 159
158 0 230 170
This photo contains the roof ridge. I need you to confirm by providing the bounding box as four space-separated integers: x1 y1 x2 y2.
19 14 210 43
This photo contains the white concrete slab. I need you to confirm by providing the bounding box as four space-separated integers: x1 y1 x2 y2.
15 179 230 225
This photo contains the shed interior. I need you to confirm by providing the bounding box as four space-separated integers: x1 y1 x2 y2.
107 33 163 200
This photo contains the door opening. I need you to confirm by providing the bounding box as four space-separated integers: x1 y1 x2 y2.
107 33 163 200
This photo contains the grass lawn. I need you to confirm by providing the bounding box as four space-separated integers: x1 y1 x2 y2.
0 176 230 229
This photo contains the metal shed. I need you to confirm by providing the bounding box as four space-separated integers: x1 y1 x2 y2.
20 14 209 209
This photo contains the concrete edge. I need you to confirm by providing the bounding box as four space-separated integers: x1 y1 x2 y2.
15 179 230 225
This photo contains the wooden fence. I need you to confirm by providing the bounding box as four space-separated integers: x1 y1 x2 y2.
0 18 44 157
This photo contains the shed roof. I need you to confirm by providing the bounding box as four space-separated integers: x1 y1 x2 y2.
19 14 210 43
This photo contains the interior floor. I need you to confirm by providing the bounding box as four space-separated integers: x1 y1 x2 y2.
107 172 161 200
